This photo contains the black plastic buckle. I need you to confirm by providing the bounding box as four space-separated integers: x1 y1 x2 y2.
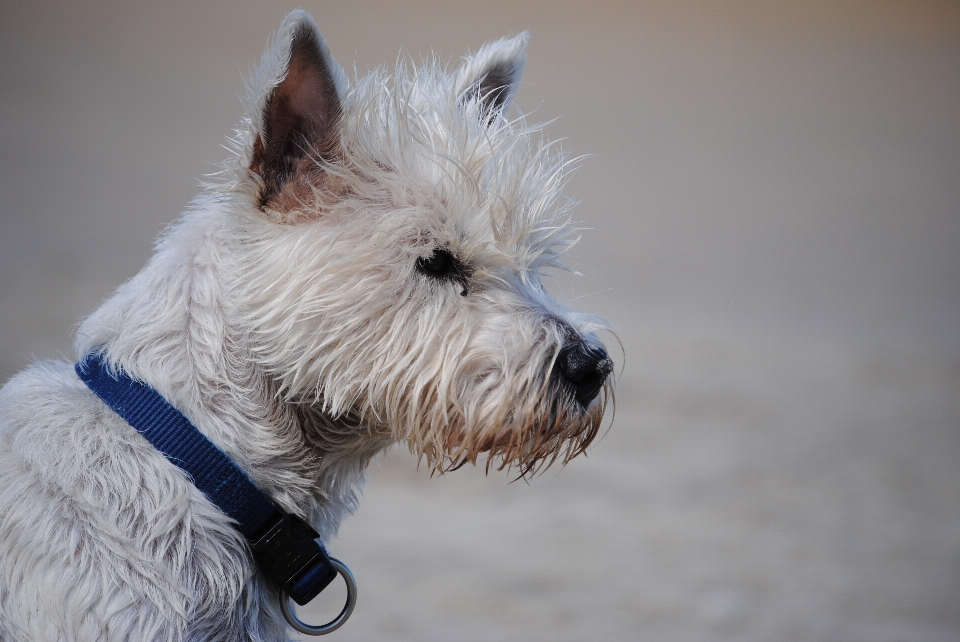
251 512 338 605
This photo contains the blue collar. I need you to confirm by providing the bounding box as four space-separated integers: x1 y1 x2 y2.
75 352 338 607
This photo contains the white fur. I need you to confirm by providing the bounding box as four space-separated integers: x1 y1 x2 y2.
0 11 613 641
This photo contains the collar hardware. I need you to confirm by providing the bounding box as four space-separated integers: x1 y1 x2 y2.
252 512 337 605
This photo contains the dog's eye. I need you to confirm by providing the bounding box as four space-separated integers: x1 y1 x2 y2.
417 248 455 277
416 248 471 296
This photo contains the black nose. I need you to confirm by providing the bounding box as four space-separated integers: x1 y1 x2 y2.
555 339 613 407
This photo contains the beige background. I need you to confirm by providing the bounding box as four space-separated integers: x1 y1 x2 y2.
1 2 958 641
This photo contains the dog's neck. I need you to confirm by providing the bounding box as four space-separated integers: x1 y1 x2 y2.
74 200 387 540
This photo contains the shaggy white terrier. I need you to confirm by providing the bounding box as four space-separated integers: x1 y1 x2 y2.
0 11 614 641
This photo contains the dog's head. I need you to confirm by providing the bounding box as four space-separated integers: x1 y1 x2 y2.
224 11 614 476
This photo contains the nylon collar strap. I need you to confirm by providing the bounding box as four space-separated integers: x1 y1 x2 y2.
75 352 337 606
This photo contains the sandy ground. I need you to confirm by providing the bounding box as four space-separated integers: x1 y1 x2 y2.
1 2 958 641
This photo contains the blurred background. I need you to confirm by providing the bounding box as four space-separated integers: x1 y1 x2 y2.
1 2 958 640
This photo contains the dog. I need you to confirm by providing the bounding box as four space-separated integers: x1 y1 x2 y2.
0 10 614 641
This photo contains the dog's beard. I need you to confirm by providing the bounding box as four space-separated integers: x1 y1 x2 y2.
294 370 611 480
414 372 613 479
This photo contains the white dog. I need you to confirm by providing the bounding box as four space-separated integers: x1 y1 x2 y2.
0 11 613 641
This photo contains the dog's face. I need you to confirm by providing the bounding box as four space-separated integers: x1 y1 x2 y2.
225 12 613 475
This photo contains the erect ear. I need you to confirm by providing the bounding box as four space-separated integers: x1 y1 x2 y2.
249 11 347 207
456 32 529 122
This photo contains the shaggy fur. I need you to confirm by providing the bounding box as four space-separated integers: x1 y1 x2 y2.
0 11 614 641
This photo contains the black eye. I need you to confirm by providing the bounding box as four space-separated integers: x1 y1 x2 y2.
416 248 455 277
416 248 472 296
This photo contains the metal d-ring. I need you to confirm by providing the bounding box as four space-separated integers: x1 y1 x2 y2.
280 558 357 636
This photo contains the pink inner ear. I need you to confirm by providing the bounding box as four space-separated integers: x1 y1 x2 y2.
251 25 342 207
280 44 339 140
